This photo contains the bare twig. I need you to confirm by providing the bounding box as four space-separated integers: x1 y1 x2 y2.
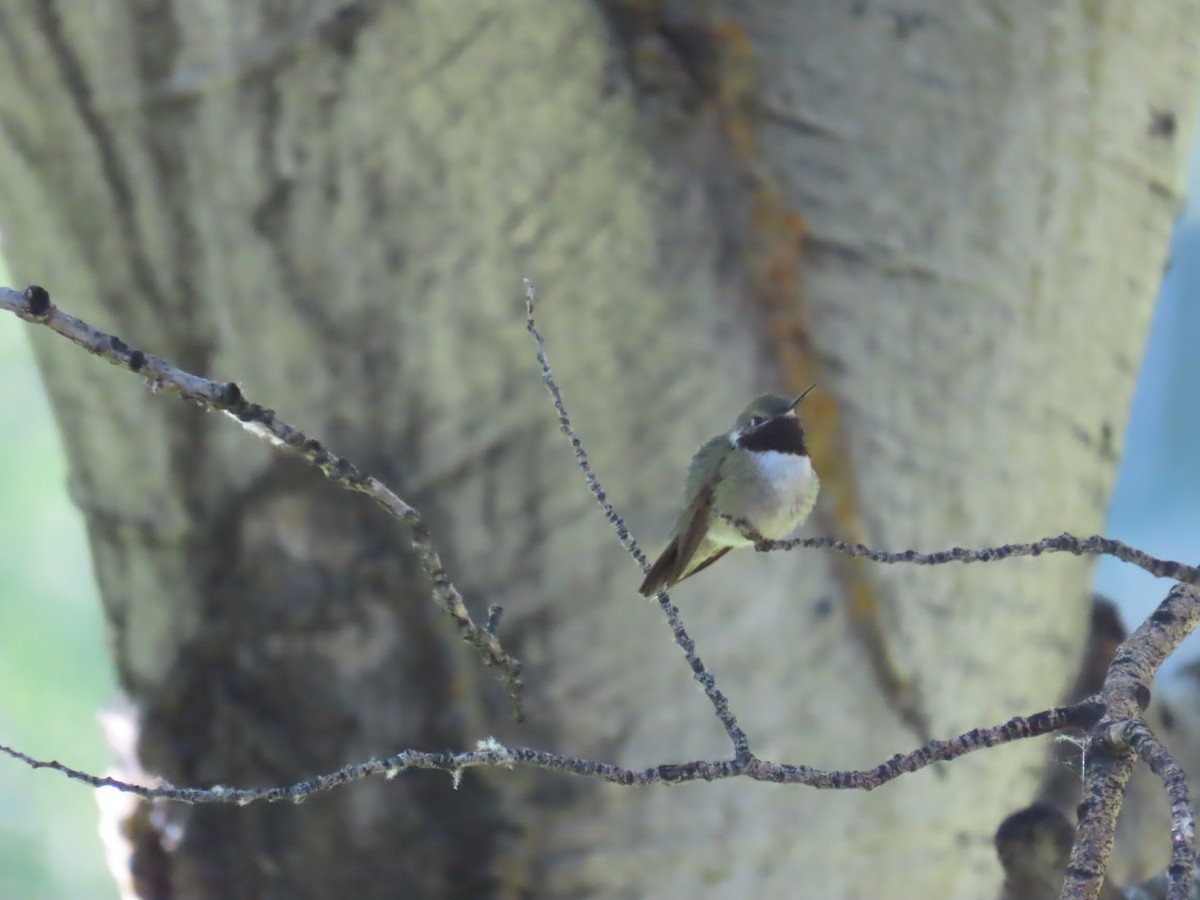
522 279 647 562
523 278 751 759
743 703 1104 787
0 284 525 721
0 701 1099 803
1125 721 1195 900
760 533 1200 585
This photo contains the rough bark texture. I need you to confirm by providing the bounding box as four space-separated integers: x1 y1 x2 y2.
0 1 1196 897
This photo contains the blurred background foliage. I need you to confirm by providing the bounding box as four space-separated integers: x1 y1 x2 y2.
0 141 1197 900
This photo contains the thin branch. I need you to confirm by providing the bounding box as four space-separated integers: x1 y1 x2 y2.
522 279 648 564
523 278 751 759
744 703 1104 788
1125 721 1195 900
0 284 525 721
0 702 1099 802
760 533 1200 585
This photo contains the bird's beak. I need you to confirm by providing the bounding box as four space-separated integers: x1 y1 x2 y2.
788 382 818 412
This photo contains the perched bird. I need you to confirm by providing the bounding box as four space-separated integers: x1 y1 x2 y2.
639 386 820 596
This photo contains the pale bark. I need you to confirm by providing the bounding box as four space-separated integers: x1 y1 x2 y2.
0 1 1195 897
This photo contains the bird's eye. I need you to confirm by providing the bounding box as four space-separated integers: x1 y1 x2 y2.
748 416 766 428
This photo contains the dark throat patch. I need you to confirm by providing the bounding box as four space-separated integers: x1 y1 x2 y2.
737 415 808 456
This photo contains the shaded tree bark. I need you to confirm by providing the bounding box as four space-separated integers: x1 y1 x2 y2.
0 1 1196 896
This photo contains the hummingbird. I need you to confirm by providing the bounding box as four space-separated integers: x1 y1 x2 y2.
639 385 820 596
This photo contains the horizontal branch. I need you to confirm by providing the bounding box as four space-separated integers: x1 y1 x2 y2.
0 702 1100 804
0 284 525 720
759 533 1200 584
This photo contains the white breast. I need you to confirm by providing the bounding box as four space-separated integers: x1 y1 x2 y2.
750 451 818 537
752 449 813 487
709 450 819 547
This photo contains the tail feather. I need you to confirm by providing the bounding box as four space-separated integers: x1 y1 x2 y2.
639 536 681 596
639 541 731 596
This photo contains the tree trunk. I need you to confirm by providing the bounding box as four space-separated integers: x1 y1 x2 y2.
0 2 1195 897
